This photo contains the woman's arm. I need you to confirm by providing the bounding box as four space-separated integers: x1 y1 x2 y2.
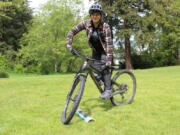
66 21 86 52
104 23 113 66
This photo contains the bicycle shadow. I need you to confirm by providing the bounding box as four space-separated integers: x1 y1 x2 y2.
80 98 114 115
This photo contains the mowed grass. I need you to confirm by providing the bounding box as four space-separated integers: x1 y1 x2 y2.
0 66 180 135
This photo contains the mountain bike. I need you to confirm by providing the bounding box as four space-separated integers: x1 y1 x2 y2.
61 52 136 124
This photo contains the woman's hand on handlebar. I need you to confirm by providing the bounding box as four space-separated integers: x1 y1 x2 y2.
101 64 111 71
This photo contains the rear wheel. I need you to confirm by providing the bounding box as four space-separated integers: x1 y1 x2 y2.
61 75 86 124
110 70 136 106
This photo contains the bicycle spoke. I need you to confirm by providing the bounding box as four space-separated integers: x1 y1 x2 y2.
111 70 136 106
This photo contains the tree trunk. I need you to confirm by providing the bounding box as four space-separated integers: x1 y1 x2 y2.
178 48 180 65
54 62 58 72
67 59 73 72
125 34 133 69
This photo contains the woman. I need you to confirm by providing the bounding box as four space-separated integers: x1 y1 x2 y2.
66 3 113 99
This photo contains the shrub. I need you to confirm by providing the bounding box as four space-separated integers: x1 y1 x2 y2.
0 54 8 71
0 72 9 78
131 52 154 69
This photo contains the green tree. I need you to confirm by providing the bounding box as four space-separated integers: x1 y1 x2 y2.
0 0 32 61
18 0 89 74
0 0 12 18
98 0 180 68
134 0 180 66
97 0 156 69
156 0 180 65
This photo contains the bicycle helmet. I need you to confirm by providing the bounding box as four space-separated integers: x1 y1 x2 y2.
89 3 103 15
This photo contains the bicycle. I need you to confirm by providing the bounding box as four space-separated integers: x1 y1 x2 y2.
61 52 136 124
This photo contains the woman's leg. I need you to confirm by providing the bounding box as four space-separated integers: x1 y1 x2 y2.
99 55 112 99
103 68 111 90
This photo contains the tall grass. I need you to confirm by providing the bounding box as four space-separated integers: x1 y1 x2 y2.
0 66 180 135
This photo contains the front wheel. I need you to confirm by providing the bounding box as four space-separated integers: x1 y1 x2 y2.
110 70 136 106
61 74 86 124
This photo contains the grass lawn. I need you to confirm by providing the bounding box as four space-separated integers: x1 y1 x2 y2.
0 66 180 135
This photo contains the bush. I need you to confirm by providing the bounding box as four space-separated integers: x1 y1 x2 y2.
153 51 177 67
0 54 8 71
0 72 9 78
132 52 154 69
14 64 24 73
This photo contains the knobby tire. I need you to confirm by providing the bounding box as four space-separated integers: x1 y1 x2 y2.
61 75 86 124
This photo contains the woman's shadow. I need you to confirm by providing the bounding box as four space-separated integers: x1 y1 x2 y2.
80 97 115 115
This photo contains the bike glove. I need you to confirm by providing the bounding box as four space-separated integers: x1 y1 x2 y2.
106 61 112 68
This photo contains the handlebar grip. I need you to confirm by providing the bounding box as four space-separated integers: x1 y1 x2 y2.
111 66 119 69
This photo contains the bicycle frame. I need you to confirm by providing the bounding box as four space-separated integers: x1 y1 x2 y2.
74 52 120 94
76 59 104 93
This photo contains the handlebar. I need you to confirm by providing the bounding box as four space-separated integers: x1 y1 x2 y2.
74 49 100 62
72 49 119 70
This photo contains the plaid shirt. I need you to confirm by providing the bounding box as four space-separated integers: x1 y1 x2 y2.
66 20 113 65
